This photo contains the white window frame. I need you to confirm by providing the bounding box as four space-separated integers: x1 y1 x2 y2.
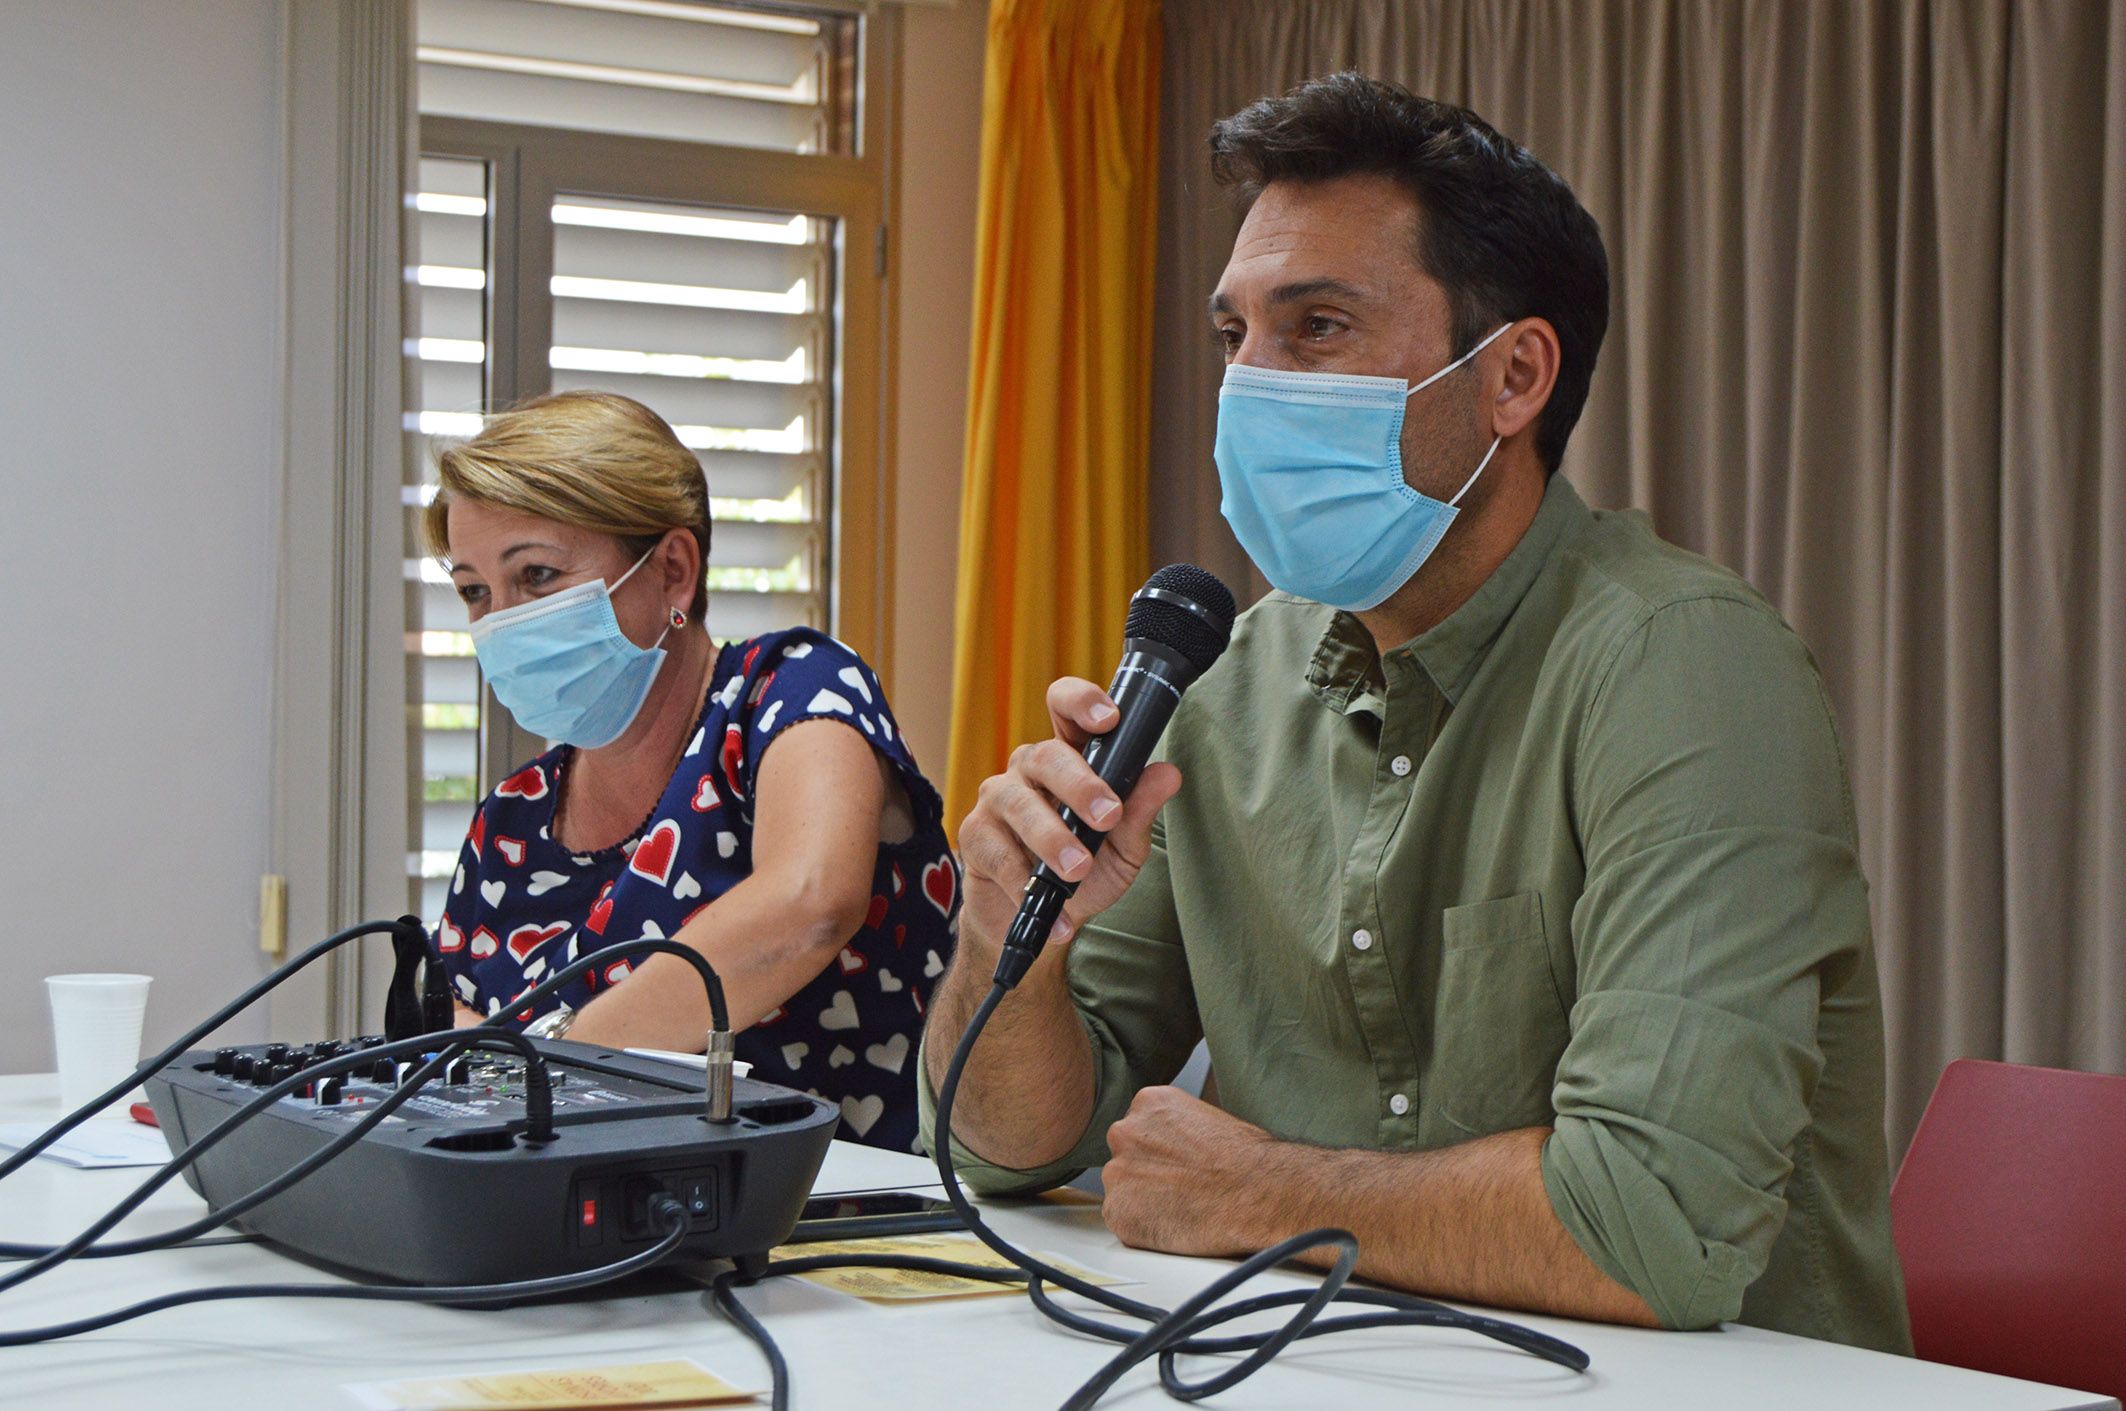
271 1 901 1039
421 91 896 792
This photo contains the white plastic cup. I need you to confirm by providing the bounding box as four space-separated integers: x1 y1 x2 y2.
46 974 153 1115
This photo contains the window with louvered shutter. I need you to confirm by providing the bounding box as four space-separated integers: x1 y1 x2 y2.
402 0 884 917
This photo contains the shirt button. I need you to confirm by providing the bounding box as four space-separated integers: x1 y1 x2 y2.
1390 754 1412 777
1389 1093 1411 1116
1351 928 1373 951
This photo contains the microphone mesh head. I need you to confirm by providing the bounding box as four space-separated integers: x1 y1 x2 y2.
1125 564 1236 674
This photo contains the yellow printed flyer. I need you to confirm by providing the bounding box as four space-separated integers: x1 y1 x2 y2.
345 1357 760 1410
768 1230 1131 1302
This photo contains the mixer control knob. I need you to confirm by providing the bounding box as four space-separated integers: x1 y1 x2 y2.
212 1048 240 1076
315 1077 344 1106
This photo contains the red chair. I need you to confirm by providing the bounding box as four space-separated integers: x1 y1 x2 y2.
1892 1059 2126 1402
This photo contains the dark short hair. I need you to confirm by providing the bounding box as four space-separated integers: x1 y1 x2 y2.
1209 73 1610 475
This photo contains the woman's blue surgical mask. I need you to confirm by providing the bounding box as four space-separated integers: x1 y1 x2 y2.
1214 322 1512 611
467 547 673 749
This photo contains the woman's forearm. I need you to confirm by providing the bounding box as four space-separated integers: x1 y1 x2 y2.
565 872 857 1047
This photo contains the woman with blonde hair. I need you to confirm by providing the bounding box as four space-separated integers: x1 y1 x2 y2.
427 390 955 1151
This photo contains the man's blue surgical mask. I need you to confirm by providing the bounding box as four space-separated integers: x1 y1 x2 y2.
1214 322 1512 611
468 547 673 749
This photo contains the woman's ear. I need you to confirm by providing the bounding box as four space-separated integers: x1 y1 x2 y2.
657 526 701 600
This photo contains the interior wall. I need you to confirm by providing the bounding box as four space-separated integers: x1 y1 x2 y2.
886 0 988 777
0 0 286 1074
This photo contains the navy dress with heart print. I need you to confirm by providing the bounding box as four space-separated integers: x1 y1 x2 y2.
432 627 961 1152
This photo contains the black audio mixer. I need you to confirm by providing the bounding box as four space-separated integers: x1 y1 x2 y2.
145 1036 839 1286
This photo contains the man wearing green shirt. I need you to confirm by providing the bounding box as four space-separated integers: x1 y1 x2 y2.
921 74 1910 1353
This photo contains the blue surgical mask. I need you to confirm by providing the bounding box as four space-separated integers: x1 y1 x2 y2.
467 548 673 749
1214 323 1512 611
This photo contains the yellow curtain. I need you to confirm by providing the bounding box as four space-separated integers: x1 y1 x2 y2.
941 0 1162 841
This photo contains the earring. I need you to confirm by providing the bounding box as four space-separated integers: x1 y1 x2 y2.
669 606 688 630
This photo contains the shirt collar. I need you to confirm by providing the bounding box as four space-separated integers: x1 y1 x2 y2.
1306 473 1592 712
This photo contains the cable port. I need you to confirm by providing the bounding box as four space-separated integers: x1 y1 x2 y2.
620 1170 718 1238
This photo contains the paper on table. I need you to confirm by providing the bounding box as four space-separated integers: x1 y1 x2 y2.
769 1230 1132 1302
0 1120 170 1168
620 1048 752 1078
344 1357 759 1410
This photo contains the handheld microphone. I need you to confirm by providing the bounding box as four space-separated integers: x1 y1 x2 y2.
992 565 1236 990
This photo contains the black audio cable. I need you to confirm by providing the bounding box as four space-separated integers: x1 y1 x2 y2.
0 915 424 1186
0 1235 259 1263
710 977 1592 1410
0 1196 691 1347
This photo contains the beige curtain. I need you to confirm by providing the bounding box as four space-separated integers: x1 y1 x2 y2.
1150 0 2126 1155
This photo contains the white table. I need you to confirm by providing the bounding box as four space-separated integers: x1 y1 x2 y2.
0 1074 2112 1411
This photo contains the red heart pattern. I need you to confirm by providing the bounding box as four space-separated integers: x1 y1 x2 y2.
506 920 568 965
721 725 747 801
495 764 547 800
469 811 487 856
585 881 615 935
922 856 957 917
628 819 681 887
469 926 499 960
864 894 888 930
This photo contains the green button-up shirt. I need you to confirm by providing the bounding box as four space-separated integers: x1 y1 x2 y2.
921 475 1910 1353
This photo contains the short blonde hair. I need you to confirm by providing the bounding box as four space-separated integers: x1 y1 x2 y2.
425 391 711 619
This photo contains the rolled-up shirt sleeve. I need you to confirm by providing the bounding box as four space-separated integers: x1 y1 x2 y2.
1542 595 1872 1330
918 814 1200 1194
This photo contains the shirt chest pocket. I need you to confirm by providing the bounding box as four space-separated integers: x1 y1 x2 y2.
1425 891 1570 1142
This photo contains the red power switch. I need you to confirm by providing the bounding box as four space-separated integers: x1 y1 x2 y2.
576 1189 603 1248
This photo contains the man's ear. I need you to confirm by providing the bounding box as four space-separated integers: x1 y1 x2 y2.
1492 318 1561 442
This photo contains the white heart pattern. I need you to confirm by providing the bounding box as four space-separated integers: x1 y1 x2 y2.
527 870 569 897
495 837 525 867
878 970 904 993
781 642 813 659
837 665 874 704
924 949 944 978
452 864 465 896
480 879 505 909
639 919 665 939
818 990 859 1031
865 1032 910 1074
717 831 738 860
839 1094 885 1137
757 700 783 734
673 871 702 902
781 1042 809 1070
859 716 876 736
469 927 498 960
828 1045 854 1069
805 688 854 716
686 725 705 757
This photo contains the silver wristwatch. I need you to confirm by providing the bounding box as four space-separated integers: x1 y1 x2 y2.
523 1004 577 1041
